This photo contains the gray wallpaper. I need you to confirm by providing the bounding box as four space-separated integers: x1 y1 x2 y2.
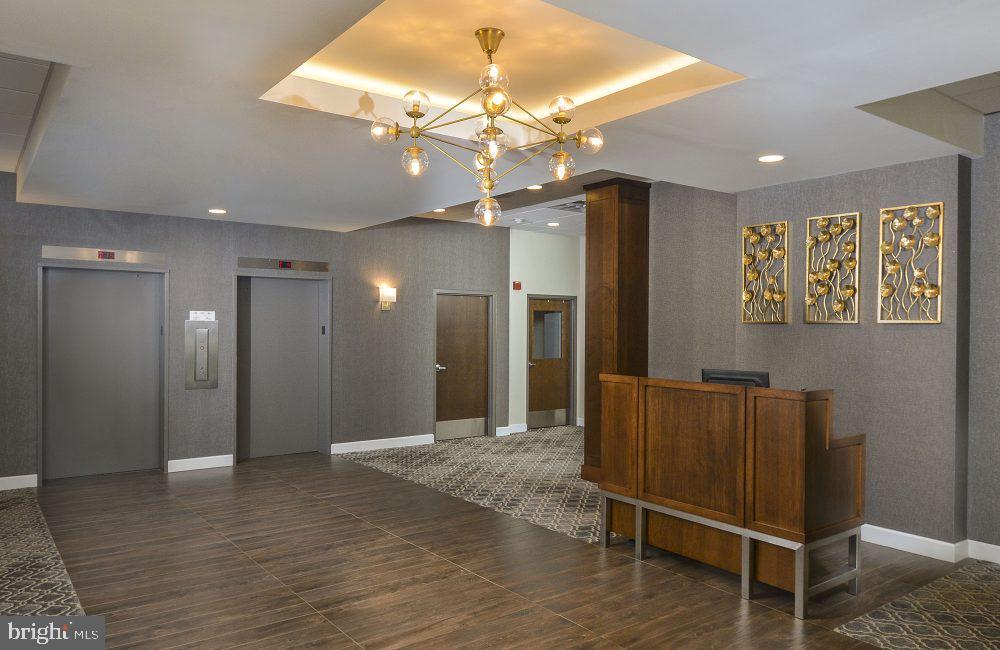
333 218 510 443
969 113 1000 546
0 176 510 476
649 156 970 543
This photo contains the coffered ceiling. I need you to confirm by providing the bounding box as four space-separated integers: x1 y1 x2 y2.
1 1 999 231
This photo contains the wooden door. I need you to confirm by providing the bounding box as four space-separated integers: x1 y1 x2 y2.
435 294 489 440
527 298 572 428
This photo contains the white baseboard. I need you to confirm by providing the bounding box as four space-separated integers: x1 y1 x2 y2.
0 474 38 490
861 524 1000 564
167 454 234 473
968 539 1000 563
576 417 584 427
331 434 434 454
496 424 527 437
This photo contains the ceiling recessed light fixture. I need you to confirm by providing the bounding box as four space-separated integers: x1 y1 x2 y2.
526 184 543 190
513 218 525 224
758 154 785 163
208 208 227 214
433 208 446 213
547 222 560 228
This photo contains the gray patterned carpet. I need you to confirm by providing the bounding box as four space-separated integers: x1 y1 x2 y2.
0 488 83 616
836 560 1000 649
340 426 602 542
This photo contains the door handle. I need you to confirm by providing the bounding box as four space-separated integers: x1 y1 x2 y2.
528 362 537 367
435 363 447 372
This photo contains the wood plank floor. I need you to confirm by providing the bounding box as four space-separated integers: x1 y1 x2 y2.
37 452 961 648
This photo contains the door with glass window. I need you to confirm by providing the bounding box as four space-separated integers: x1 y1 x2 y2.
527 298 573 428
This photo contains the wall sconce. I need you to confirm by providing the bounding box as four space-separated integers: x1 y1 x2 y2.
379 285 397 311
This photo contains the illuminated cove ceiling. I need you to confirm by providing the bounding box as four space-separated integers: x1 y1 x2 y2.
261 0 744 148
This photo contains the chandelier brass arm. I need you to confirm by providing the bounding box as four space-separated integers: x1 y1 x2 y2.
510 99 560 137
421 137 481 179
368 26 606 226
419 132 482 155
495 139 557 181
418 89 483 131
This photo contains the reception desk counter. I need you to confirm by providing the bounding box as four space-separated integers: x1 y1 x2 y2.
598 375 866 618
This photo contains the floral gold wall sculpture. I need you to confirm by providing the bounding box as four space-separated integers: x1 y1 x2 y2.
877 202 943 323
742 221 789 323
805 212 860 323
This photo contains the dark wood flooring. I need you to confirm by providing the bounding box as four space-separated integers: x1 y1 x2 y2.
37 453 961 648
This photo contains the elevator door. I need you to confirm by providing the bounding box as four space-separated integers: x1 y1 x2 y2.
435 294 489 440
237 277 323 458
43 268 163 479
527 298 572 428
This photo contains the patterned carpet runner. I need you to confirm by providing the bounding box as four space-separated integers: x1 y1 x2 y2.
0 488 83 615
836 560 1000 649
340 426 602 542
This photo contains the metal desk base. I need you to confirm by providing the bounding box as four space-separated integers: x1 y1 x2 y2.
599 491 861 619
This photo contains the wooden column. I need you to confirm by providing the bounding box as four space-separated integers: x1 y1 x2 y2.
582 178 650 481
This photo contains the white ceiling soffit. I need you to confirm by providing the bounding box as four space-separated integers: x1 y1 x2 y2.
3 1 1000 231
0 52 50 172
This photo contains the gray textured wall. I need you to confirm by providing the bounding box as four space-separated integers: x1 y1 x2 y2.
649 182 738 379
969 113 1000 546
649 157 969 542
0 175 511 476
333 218 510 443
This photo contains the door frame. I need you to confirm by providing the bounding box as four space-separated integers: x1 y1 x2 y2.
37 260 170 479
432 289 497 439
232 269 333 459
525 294 578 428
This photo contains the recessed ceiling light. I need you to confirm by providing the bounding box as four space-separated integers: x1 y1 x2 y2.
208 208 227 214
757 154 785 163
547 222 560 228
433 208 446 213
526 184 543 190
513 218 525 224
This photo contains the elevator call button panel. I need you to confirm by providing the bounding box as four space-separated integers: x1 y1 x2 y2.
185 314 219 389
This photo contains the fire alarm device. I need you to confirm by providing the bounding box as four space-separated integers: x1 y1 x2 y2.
513 281 522 291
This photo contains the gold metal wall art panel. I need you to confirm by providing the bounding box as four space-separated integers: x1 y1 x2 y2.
805 212 860 324
877 202 943 323
742 221 789 323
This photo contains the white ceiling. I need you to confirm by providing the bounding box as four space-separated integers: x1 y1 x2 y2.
0 52 49 171
936 72 1000 114
495 194 586 236
2 1 1000 231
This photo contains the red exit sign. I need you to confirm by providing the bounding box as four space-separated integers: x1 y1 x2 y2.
97 250 115 260
277 260 293 269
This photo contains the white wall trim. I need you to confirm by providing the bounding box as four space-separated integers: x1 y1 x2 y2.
861 524 1000 563
861 524 962 562
496 424 527 437
167 454 234 473
331 434 434 454
968 540 1000 563
576 417 584 427
0 474 38 490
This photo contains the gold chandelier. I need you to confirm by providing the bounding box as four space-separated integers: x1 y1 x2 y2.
369 27 605 226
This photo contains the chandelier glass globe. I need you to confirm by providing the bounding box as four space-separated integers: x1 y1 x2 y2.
370 117 399 144
401 146 429 176
548 95 576 124
474 197 502 227
576 127 604 154
479 63 510 90
402 90 430 118
548 151 576 180
473 151 493 171
478 127 508 159
481 86 512 117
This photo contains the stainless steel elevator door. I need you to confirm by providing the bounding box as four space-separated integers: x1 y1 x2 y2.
238 277 321 458
43 268 163 479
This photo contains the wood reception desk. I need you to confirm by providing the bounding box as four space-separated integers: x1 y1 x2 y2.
598 375 866 618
